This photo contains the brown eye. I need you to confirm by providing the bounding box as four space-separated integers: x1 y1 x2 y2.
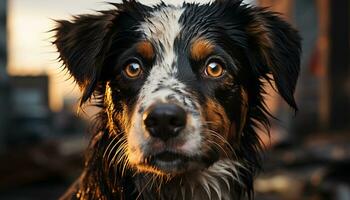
205 62 224 78
124 62 142 78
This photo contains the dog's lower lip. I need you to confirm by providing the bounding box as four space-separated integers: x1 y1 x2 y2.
154 152 186 162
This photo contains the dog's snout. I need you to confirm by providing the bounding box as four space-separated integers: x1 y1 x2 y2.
143 103 186 140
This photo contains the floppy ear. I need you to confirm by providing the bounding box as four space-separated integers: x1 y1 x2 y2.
246 8 301 110
53 11 116 104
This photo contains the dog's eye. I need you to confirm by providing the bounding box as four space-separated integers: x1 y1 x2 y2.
124 62 142 78
205 62 224 78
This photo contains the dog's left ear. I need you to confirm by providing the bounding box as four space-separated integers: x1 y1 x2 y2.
246 8 301 110
53 11 116 104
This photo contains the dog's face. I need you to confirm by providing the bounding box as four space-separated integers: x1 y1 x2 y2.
54 0 300 176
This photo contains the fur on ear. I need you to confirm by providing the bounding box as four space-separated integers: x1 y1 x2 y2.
53 0 151 105
246 8 301 110
53 11 116 104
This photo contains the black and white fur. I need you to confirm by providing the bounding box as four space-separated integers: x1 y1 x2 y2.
54 0 301 199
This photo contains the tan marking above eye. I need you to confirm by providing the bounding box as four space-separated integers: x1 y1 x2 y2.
205 62 224 78
190 38 214 61
124 62 142 78
136 41 155 60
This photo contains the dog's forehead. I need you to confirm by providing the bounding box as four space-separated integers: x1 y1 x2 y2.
139 6 184 54
138 6 184 77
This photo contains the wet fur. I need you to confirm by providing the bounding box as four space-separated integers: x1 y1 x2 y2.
54 0 301 199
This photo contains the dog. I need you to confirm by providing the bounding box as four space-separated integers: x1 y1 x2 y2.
54 0 301 199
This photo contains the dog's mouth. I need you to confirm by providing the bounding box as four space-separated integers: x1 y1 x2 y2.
142 151 193 174
152 151 189 163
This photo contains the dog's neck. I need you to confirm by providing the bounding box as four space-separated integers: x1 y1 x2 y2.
133 159 243 200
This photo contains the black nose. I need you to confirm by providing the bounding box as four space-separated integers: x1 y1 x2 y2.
143 103 187 141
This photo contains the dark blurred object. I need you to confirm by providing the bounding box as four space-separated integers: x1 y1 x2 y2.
328 0 350 131
0 0 9 153
256 132 350 200
53 98 87 136
1 74 87 144
7 76 52 144
0 74 89 199
0 136 88 200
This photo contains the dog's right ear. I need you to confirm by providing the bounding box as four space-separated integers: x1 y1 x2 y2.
53 11 116 104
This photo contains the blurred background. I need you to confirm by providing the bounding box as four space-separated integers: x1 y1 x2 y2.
0 0 349 199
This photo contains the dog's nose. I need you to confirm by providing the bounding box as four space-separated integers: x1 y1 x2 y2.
143 103 186 141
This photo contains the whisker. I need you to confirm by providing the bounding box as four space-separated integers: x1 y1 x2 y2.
205 129 239 160
136 174 154 200
102 136 119 162
207 140 230 158
107 137 124 166
109 137 127 168
105 133 126 164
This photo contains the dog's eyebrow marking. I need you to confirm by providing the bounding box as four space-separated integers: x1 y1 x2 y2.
136 41 155 60
190 38 215 61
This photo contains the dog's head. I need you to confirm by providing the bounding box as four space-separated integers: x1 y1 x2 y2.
54 0 300 177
